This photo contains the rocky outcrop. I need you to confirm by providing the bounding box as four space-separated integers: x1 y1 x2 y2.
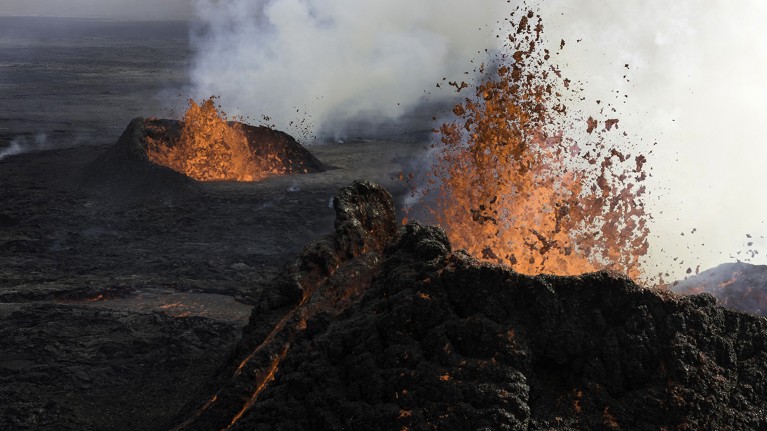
673 262 767 317
174 181 767 431
172 180 398 430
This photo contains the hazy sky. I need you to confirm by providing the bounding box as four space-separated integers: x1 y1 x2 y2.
0 0 193 20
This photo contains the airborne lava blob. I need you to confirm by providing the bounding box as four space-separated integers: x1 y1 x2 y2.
409 9 650 279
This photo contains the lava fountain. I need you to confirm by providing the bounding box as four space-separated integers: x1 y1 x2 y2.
146 97 322 181
409 9 650 279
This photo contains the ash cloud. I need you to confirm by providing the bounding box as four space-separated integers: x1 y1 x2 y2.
188 0 505 137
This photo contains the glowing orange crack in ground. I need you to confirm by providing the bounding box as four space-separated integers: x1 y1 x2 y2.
224 344 290 430
221 292 314 429
234 293 310 374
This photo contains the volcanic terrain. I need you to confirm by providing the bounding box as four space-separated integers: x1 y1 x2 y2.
2 14 767 431
0 117 421 430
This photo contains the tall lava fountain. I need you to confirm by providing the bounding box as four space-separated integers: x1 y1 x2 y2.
408 9 650 279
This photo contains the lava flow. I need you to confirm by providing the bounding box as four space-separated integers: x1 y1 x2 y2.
146 96 285 182
410 9 649 279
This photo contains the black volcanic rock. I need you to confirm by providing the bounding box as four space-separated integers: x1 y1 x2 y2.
80 117 324 201
673 262 767 317
0 213 18 227
233 120 325 174
80 117 198 201
174 182 767 431
0 303 241 431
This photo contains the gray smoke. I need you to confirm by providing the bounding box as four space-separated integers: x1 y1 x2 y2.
188 0 506 136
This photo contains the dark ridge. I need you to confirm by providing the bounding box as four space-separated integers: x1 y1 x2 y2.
173 181 767 431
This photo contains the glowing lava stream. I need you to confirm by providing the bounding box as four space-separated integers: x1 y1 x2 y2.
235 294 310 374
172 288 313 430
171 394 219 431
224 345 290 430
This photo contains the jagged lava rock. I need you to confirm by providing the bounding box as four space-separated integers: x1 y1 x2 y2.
175 181 767 431
172 180 398 430
0 303 241 431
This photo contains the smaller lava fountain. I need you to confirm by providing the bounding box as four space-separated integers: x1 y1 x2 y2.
146 96 323 182
80 97 323 200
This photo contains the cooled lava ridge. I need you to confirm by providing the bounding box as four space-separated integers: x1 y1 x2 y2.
174 180 767 431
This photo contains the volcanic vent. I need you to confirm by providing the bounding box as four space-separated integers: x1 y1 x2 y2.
81 97 323 199
145 97 323 182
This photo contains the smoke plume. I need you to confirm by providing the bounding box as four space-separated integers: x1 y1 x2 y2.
0 0 193 20
188 0 505 137
0 134 50 161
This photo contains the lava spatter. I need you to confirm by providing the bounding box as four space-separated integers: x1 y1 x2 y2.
409 8 649 279
146 97 284 182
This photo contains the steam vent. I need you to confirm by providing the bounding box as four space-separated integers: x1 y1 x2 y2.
171 181 767 431
81 116 323 199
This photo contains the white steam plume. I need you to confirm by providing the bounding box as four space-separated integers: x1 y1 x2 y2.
189 0 505 136
534 0 767 279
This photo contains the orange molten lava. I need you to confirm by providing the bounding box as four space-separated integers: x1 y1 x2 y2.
147 97 283 181
411 9 649 279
